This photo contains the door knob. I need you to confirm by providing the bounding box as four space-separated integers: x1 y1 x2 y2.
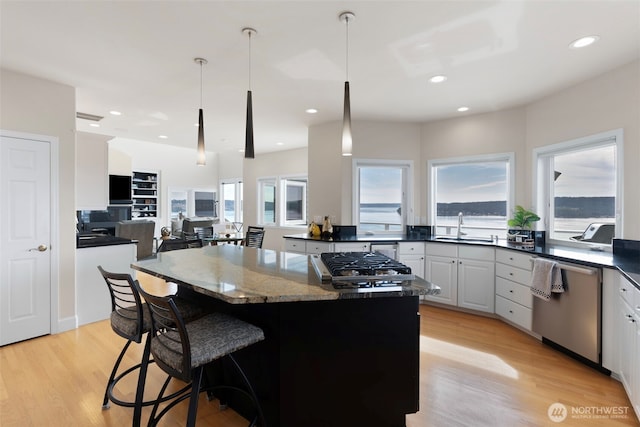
29 244 48 252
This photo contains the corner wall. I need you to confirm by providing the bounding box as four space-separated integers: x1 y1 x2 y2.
0 68 77 330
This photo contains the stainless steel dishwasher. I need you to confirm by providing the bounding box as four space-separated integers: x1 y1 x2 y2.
532 260 602 367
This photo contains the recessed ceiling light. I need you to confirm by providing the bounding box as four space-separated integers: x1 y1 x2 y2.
109 110 122 116
569 35 599 49
305 108 318 114
89 123 100 127
239 149 245 153
429 75 447 83
276 142 284 146
457 106 469 112
159 135 168 139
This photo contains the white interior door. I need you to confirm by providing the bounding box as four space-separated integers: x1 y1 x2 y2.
0 135 51 345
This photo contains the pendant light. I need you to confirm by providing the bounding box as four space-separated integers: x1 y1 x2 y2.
339 11 355 157
194 57 208 165
243 27 257 159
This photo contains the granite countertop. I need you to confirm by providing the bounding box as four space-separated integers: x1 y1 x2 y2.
284 233 640 288
132 245 440 304
76 234 134 249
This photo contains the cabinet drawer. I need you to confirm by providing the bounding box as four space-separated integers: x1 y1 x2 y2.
496 262 532 285
496 295 532 330
284 239 305 253
619 275 636 306
458 245 494 261
496 276 533 308
398 242 425 255
496 249 533 271
334 242 370 252
306 241 334 254
426 242 458 257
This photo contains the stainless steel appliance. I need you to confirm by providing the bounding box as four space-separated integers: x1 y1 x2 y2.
310 252 414 292
532 260 603 368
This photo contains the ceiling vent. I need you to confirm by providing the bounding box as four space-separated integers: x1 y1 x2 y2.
76 112 103 122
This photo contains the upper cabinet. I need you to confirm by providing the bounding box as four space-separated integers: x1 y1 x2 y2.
76 132 111 210
132 170 158 219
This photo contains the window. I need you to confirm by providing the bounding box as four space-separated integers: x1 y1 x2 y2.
282 178 307 225
534 129 622 246
221 180 243 224
354 160 413 233
258 178 277 225
257 176 308 227
168 188 217 219
428 153 514 238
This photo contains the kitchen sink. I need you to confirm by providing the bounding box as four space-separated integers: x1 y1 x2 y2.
434 236 494 243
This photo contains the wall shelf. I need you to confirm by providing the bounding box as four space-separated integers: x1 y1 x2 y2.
132 170 158 219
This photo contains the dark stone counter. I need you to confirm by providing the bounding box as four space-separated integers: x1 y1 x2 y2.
76 234 133 249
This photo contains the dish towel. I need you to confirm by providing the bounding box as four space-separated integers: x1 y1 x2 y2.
530 258 564 301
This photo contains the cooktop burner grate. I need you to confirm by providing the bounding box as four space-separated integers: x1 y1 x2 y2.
320 252 413 278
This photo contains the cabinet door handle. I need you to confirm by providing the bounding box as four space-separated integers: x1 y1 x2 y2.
509 289 514 293
509 310 513 314
509 272 513 276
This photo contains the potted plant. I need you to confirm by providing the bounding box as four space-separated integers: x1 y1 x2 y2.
507 205 540 242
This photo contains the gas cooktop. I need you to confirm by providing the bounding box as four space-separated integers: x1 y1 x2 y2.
310 252 415 292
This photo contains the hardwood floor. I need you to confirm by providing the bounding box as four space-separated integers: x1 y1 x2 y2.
0 273 637 427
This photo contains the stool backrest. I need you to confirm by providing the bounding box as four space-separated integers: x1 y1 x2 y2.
244 226 265 248
97 265 145 342
134 284 192 382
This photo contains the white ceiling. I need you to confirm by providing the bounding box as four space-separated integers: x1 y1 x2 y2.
2 1 639 156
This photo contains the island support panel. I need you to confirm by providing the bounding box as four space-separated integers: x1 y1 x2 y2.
199 294 421 427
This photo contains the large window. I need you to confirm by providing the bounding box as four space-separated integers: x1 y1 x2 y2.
535 129 622 246
257 176 308 227
428 153 513 238
168 188 217 219
354 160 413 233
221 180 243 225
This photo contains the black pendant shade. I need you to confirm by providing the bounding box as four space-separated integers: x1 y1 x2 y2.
342 81 352 156
245 90 255 158
197 107 206 165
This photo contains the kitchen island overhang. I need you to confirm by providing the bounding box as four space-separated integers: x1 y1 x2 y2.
132 245 440 427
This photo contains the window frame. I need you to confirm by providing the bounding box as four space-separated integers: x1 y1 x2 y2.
352 158 414 234
220 179 243 224
256 175 308 228
427 152 515 237
533 128 623 249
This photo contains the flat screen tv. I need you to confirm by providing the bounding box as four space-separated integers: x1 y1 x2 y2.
109 174 132 205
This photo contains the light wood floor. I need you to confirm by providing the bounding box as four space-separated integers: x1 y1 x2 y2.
1 273 638 427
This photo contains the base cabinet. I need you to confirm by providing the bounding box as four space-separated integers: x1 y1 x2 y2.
424 243 495 313
618 274 640 421
397 242 425 279
494 249 533 330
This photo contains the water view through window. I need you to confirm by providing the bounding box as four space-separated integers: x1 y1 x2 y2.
434 161 509 237
358 166 404 232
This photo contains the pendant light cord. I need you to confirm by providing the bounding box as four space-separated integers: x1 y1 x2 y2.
199 60 203 108
248 30 253 91
345 15 350 81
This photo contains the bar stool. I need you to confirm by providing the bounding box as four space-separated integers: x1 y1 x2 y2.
97 266 205 426
135 282 267 427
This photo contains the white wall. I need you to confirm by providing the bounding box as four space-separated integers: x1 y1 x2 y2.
242 147 308 250
525 60 640 238
0 68 77 329
108 138 219 236
308 120 422 225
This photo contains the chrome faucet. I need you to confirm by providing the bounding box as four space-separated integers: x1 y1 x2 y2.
457 212 466 239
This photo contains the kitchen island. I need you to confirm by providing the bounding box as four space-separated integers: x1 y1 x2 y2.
132 245 440 427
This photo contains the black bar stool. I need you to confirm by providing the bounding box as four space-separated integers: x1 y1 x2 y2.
135 282 267 427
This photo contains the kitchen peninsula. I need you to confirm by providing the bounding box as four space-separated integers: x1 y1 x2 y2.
132 245 440 427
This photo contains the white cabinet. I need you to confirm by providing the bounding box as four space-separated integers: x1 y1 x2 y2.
424 243 458 305
75 243 137 326
398 242 425 278
494 248 533 330
334 242 370 252
284 239 306 253
424 243 495 313
618 274 639 417
305 241 334 255
76 131 109 210
458 246 495 312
